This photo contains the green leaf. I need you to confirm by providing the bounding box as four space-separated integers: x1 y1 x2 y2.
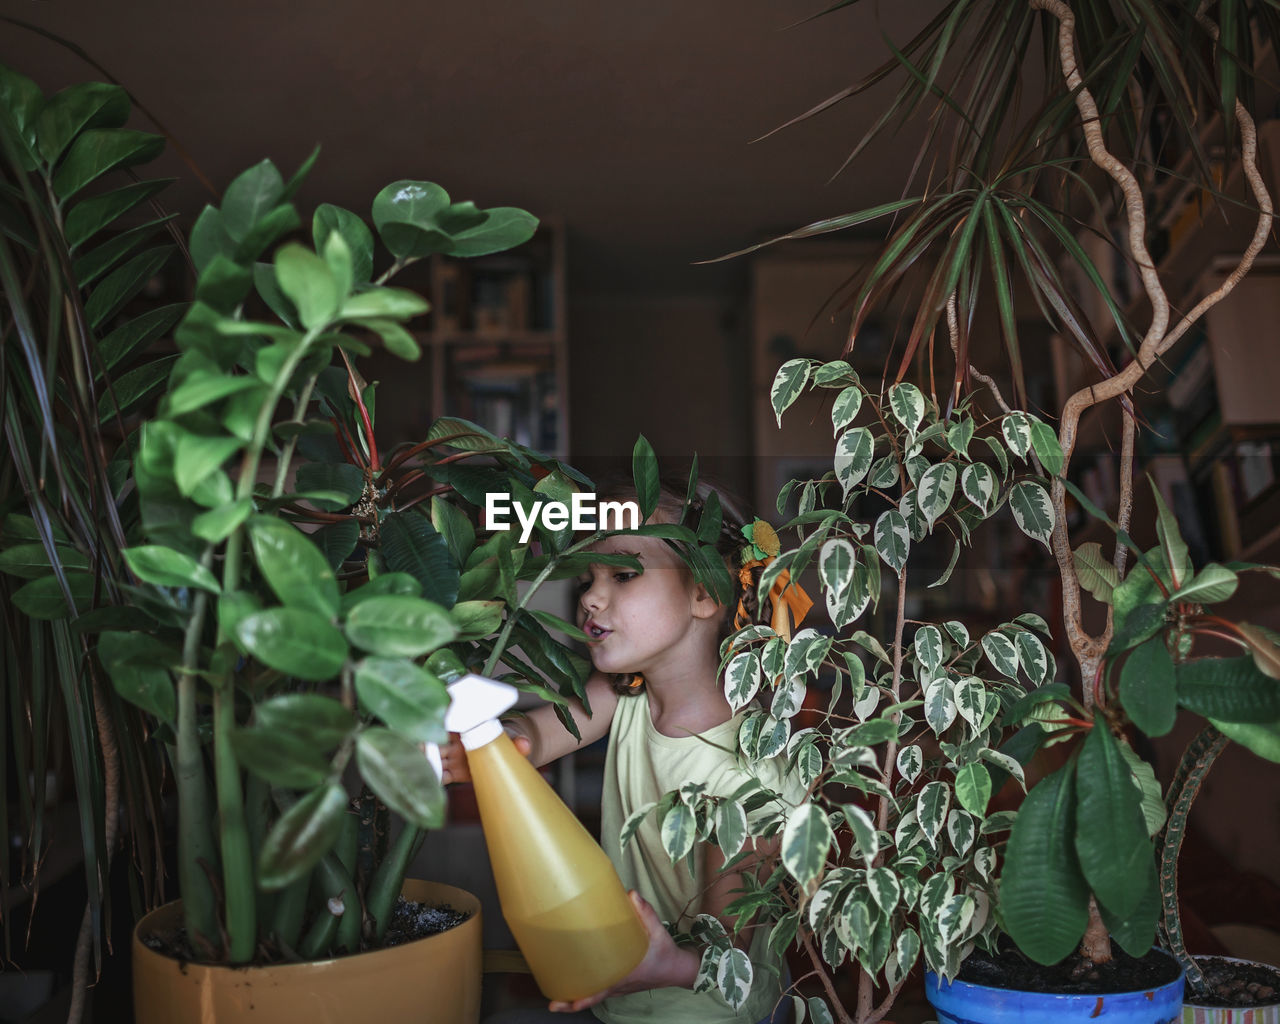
249 516 340 617
96 302 187 377
1075 726 1151 919
361 318 421 360
1074 542 1119 603
344 595 457 657
254 694 356 749
1116 741 1165 837
372 180 451 257
715 800 749 860
190 205 236 275
275 243 338 329
258 784 349 890
1149 481 1190 588
1008 480 1054 546
222 159 285 242
771 359 811 426
356 727 446 828
124 546 219 593
431 496 476 568
1028 417 1064 476
233 202 301 265
1208 717 1280 763
311 520 361 570
96 631 177 723
782 802 833 886
447 206 538 256
955 763 992 816
84 245 175 330
1098 853 1160 959
52 128 165 200
1119 637 1177 737
163 368 264 417
452 600 504 640
380 510 460 608
232 726 332 789
632 434 659 522
354 657 449 743
314 204 375 284
0 542 88 579
1177 656 1280 722
724 651 762 713
338 287 430 321
1171 563 1239 605
236 607 349 681
65 177 174 250
1000 763 1090 964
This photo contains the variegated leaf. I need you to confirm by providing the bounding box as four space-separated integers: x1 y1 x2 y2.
839 897 874 952
620 801 657 849
724 651 762 713
954 676 988 730
873 509 910 572
896 744 923 784
771 672 807 719
661 801 696 862
852 685 880 722
980 748 1026 789
947 416 975 456
917 781 950 846
947 807 977 857
831 385 863 435
914 624 944 672
760 636 786 683
869 454 900 489
899 487 928 541
885 928 921 991
794 739 823 788
842 803 878 866
973 845 997 880
757 714 791 758
961 462 997 513
715 799 749 859
1015 630 1050 684
937 893 977 947
694 946 720 993
944 619 970 648
981 631 1019 678
917 462 957 530
819 538 857 598
785 629 831 678
771 359 810 426
1074 541 1119 602
889 382 926 434
834 427 875 497
919 873 953 921
894 807 923 852
782 802 833 886
1001 411 1033 460
924 676 957 735
1009 480 1054 546
716 947 753 1012
867 866 900 915
808 996 835 1024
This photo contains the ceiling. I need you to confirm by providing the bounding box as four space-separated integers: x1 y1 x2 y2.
6 0 942 295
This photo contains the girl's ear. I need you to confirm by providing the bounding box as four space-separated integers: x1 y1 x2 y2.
689 581 723 620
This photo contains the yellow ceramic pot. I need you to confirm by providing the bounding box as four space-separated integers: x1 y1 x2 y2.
133 880 481 1024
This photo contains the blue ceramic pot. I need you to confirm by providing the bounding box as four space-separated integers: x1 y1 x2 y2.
925 958 1185 1024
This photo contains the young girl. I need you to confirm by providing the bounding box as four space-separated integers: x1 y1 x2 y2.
441 482 803 1024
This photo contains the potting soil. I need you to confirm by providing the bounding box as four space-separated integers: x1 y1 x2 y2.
381 896 470 947
1186 955 1280 1007
955 943 1181 994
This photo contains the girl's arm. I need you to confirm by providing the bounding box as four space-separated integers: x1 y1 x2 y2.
503 671 618 767
699 833 781 952
440 672 619 782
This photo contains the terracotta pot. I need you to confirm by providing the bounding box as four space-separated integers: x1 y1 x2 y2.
1182 956 1280 1024
133 880 482 1024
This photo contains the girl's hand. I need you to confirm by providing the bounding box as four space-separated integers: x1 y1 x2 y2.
547 891 700 1013
437 731 532 785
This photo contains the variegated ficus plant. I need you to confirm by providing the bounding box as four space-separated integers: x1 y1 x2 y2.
632 366 1066 1024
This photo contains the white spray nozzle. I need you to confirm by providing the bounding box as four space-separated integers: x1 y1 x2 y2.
443 673 519 750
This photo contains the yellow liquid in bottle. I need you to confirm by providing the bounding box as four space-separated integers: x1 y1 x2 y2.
467 734 648 1001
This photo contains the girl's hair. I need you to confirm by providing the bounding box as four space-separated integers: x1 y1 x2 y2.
590 473 774 695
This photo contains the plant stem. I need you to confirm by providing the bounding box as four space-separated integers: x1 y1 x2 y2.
213 679 255 962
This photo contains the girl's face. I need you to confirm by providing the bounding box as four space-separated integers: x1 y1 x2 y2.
575 533 717 678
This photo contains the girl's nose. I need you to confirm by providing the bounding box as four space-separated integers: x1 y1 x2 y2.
579 580 604 613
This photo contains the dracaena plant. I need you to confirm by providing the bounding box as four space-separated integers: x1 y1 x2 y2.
0 61 178 1013
634 370 1066 1024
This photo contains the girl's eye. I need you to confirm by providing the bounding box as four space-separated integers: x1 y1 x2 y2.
574 578 591 594
614 572 637 584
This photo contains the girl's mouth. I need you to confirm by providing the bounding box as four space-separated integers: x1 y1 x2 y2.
585 620 611 641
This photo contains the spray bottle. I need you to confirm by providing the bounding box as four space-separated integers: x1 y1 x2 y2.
427 670 648 1002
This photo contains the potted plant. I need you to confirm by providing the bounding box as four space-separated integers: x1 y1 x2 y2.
631 1 1280 1021
0 60 614 1023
